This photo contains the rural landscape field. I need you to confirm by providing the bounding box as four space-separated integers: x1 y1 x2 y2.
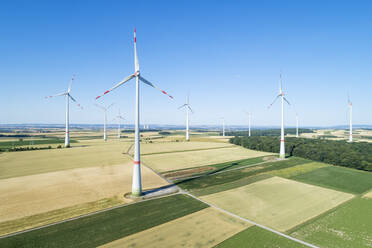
2 1 372 247
1 128 372 247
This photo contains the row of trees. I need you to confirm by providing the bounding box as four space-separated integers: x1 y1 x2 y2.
230 136 372 172
225 128 314 137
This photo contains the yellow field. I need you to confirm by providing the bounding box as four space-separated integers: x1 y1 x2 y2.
200 177 354 232
142 146 272 172
129 141 233 155
100 207 251 248
363 190 372 198
0 197 124 236
0 162 169 222
0 140 132 179
268 162 330 178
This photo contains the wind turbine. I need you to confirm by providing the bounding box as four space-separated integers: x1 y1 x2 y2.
348 95 353 143
95 28 173 196
95 103 115 141
268 73 290 159
45 75 82 147
178 94 193 141
221 118 225 137
244 111 252 136
296 113 299 138
113 109 125 139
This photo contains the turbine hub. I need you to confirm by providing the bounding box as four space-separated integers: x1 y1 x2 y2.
134 71 140 76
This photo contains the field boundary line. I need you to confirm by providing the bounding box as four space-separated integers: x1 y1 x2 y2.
184 192 319 248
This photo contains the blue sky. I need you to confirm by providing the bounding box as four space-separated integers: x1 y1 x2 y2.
1 0 372 127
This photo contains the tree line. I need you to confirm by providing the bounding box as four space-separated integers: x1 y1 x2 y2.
225 128 314 137
230 136 372 172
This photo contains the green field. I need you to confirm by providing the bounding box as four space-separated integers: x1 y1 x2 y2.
216 226 307 248
176 157 311 192
0 194 208 248
0 138 78 149
291 166 372 194
290 197 372 248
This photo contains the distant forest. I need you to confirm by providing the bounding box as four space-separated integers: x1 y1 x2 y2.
225 128 314 137
230 136 372 172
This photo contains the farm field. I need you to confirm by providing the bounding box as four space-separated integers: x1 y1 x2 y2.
0 162 169 223
291 165 372 194
176 157 311 193
129 141 233 155
101 207 250 248
290 197 372 248
0 140 132 179
142 146 273 172
364 190 372 198
1 129 372 248
0 194 207 248
216 226 307 248
200 176 354 232
269 162 330 178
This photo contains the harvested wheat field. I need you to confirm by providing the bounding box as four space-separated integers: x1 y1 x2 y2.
129 141 233 155
363 190 372 198
0 140 132 179
0 162 169 223
200 176 354 232
142 146 272 172
100 207 251 248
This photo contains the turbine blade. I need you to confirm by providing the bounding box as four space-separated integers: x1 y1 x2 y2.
69 94 83 109
283 97 291 105
268 95 281 109
95 74 135 100
68 75 75 93
134 28 139 72
45 92 67 99
107 102 115 109
188 105 194 113
178 104 187 109
139 76 174 99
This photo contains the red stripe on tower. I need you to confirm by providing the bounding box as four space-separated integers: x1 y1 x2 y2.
280 139 284 142
133 161 140 165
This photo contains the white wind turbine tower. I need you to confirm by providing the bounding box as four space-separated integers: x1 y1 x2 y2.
45 75 82 147
348 95 353 143
268 73 291 159
95 28 173 196
221 118 225 137
113 109 125 139
178 94 193 141
296 113 299 138
95 103 115 141
244 111 252 136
